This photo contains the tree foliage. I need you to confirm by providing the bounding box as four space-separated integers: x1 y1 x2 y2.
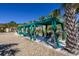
49 9 61 18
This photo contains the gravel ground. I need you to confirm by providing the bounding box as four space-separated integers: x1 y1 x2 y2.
0 32 65 56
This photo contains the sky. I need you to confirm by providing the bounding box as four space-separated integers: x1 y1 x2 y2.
0 3 63 23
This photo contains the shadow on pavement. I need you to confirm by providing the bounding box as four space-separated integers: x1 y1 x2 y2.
0 43 20 56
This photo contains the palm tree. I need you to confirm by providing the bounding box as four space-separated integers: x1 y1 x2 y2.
63 3 79 55
49 9 61 18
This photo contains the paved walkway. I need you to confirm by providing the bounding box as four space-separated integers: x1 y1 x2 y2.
0 33 64 56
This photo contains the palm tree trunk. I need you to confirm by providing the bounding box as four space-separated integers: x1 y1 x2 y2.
64 4 79 55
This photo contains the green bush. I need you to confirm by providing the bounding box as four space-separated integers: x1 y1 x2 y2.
0 29 5 32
